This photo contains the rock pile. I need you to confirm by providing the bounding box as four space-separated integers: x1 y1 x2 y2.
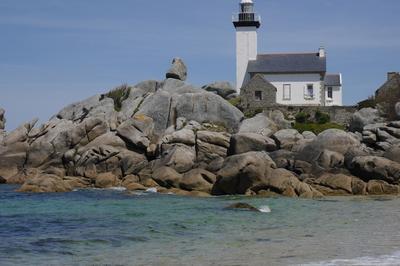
1 60 400 198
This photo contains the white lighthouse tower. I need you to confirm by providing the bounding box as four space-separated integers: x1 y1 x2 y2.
233 0 261 93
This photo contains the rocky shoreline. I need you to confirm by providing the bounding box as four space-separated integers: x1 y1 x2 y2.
1 58 400 198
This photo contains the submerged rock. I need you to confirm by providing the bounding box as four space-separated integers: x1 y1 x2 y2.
225 202 260 212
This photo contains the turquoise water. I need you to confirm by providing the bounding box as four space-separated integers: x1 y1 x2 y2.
1 185 400 266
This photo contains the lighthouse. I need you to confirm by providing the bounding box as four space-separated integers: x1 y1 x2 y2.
233 0 261 93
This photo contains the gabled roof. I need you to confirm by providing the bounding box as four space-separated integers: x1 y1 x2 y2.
247 53 326 74
242 73 277 91
324 74 341 86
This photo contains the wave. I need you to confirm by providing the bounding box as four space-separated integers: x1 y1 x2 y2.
304 251 400 266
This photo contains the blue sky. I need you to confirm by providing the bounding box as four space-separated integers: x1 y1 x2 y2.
0 0 399 130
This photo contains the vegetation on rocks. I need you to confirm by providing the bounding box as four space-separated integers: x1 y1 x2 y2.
293 122 345 134
101 84 131 112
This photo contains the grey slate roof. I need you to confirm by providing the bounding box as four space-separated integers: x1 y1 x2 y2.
324 74 341 86
247 53 326 74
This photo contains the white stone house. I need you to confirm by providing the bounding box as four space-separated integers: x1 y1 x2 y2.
233 0 343 106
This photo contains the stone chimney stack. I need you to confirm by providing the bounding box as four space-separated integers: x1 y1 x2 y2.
387 72 399 81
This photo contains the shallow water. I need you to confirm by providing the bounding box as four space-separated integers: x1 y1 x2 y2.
1 185 400 266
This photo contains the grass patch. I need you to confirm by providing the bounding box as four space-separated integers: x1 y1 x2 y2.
244 108 263 118
228 97 241 108
293 122 345 135
101 84 131 112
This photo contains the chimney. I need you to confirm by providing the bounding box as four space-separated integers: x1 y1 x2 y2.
387 72 399 81
318 46 325 58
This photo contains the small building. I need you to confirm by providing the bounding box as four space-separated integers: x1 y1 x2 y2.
233 0 343 106
240 74 277 109
375 72 400 119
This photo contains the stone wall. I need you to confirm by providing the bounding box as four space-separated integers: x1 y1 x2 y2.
260 105 357 125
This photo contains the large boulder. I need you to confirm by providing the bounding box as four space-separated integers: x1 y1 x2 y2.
179 168 216 193
239 113 278 136
18 174 73 193
272 129 303 150
174 92 243 133
196 131 230 166
263 168 322 198
350 156 400 184
154 144 196 173
367 180 399 195
116 114 154 150
384 144 400 163
152 166 182 188
311 173 367 195
166 58 187 81
95 172 119 188
212 151 276 195
229 133 276 155
349 108 385 133
201 82 236 99
297 129 361 164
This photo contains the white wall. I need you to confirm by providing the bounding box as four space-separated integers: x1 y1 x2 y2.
263 73 323 105
236 27 257 93
324 86 342 106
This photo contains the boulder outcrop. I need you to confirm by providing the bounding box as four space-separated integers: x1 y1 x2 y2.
2 58 400 198
166 58 187 81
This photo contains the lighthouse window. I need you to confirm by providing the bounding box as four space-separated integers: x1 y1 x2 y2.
255 91 262 101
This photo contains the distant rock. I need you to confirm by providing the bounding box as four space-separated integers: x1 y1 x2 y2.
0 108 5 130
166 58 187 81
201 81 236 99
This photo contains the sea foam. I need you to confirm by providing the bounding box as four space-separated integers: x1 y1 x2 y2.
305 250 400 266
258 205 271 213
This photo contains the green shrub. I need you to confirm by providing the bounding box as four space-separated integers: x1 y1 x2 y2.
357 97 376 110
315 110 331 124
102 84 131 111
295 112 309 123
293 122 345 135
228 97 241 108
244 108 263 118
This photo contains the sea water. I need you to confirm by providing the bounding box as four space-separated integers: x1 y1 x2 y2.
1 185 400 266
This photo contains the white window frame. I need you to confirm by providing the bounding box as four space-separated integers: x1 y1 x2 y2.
305 84 314 100
283 84 291 101
327 86 333 100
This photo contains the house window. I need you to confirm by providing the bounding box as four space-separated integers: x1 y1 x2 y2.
305 84 314 99
254 91 262 101
283 84 291 100
327 87 333 99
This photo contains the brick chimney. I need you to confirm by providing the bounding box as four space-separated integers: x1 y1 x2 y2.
388 72 399 81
